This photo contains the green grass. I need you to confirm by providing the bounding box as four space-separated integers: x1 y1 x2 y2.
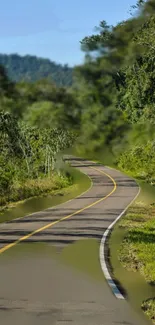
0 166 91 224
109 200 155 324
2 148 155 321
79 147 155 323
112 192 155 323
118 203 155 283
142 298 155 324
70 147 155 322
0 173 71 207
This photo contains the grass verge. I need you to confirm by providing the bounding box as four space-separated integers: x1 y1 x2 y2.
0 166 91 223
115 184 155 323
0 170 71 208
142 298 155 323
118 202 155 283
72 147 155 323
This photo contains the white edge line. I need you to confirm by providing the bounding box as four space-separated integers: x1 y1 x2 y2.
99 175 141 300
74 157 142 300
2 154 140 301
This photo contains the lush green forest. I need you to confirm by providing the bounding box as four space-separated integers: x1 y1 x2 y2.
0 0 155 207
70 1 154 320
0 54 73 86
0 64 78 206
74 0 155 185
0 0 155 319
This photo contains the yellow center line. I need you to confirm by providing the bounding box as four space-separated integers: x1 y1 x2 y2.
0 166 117 255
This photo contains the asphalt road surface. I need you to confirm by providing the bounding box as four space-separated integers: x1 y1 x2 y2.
0 157 150 325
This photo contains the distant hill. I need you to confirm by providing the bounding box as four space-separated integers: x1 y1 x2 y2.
0 54 73 87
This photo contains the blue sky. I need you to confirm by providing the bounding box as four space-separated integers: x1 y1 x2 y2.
0 0 135 66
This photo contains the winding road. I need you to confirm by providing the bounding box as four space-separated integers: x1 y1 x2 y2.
0 157 149 325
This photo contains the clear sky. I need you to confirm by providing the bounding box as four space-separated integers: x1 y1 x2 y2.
0 0 135 66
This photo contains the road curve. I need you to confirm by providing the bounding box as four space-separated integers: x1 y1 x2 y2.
0 157 149 325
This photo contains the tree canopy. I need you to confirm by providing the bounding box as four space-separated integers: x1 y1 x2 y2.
0 0 155 203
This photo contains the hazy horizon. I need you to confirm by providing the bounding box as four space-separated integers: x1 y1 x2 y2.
1 0 135 66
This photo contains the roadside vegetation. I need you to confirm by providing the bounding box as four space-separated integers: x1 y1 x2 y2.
72 0 155 321
117 199 155 323
142 298 155 323
0 108 76 209
0 65 78 210
0 0 155 321
119 203 155 283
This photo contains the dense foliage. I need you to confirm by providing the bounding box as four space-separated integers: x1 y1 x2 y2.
0 0 155 202
0 66 77 206
0 110 76 206
74 3 155 321
0 4 155 317
73 0 155 184
1 0 154 318
0 54 73 87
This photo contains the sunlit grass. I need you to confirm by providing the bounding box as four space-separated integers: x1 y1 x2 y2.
142 298 155 324
115 197 155 322
119 203 155 283
0 166 91 224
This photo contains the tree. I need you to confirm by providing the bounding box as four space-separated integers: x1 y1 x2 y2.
0 65 15 97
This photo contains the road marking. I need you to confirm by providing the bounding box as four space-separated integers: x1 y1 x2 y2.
76 158 141 300
11 168 93 223
99 181 140 300
0 166 116 255
0 159 140 300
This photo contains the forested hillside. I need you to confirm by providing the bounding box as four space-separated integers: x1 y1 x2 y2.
0 54 73 86
0 0 155 320
1 0 155 202
75 0 155 184
72 1 155 320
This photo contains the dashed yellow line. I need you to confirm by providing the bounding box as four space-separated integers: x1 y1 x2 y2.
0 166 117 255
